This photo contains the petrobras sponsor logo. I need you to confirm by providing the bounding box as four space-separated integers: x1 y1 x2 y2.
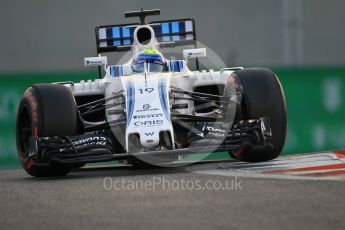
134 120 164 127
133 113 163 119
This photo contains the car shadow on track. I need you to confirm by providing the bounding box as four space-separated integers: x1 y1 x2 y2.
10 159 236 182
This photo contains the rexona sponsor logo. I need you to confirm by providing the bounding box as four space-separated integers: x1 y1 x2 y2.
134 120 164 127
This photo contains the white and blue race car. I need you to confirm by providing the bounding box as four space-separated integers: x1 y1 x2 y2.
16 9 287 177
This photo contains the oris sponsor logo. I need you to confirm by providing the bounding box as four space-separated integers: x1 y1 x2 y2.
134 120 164 127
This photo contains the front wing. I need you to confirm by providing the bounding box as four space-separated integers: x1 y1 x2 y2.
26 117 272 166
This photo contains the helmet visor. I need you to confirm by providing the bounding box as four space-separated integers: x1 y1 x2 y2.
132 53 167 73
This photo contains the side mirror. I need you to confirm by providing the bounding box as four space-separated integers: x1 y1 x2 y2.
183 48 207 59
84 56 108 67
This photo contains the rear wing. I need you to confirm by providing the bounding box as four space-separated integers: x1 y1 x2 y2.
95 19 196 54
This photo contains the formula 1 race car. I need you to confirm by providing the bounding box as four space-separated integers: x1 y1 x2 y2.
16 9 287 177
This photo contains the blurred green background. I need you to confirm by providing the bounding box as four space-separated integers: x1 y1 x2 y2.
1 68 345 168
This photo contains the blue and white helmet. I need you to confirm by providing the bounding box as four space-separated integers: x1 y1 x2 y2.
132 48 168 73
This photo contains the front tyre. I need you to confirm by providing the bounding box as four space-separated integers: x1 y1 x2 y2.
229 68 287 162
16 84 80 177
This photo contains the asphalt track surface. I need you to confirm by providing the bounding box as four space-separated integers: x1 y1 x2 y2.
1 155 345 230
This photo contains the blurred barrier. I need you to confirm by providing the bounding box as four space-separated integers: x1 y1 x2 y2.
275 68 345 154
1 68 345 167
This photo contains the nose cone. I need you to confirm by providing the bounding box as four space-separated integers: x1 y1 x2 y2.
122 73 174 151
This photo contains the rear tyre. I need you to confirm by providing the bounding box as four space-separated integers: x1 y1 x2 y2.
16 84 80 177
229 68 287 162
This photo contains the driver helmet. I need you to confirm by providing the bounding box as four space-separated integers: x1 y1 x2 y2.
132 48 168 73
